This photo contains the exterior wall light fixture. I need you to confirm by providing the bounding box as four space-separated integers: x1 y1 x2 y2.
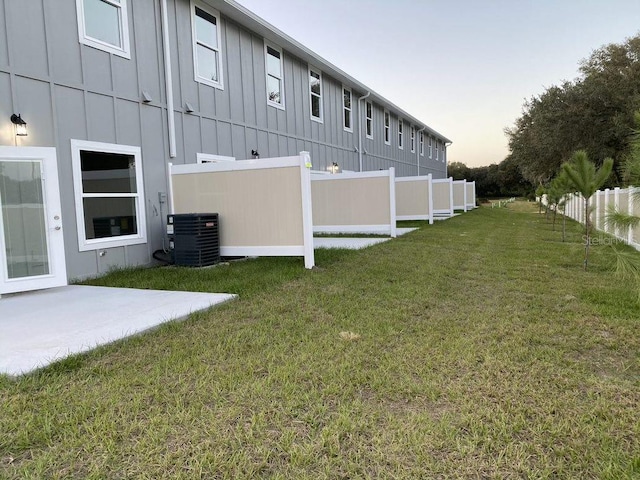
11 114 27 136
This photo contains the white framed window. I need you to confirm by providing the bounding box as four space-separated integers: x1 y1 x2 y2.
71 140 146 252
343 86 353 132
309 67 323 123
191 1 224 89
76 0 130 58
442 143 446 163
384 110 390 145
419 131 424 156
398 119 404 149
429 136 433 158
410 126 415 153
436 140 440 161
197 153 236 163
365 101 373 139
265 43 284 109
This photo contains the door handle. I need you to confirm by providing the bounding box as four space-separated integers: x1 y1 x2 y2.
54 226 61 230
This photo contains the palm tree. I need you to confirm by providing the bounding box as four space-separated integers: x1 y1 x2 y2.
562 150 613 270
551 170 572 242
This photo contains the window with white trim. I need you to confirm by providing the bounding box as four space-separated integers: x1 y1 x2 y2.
309 67 323 122
191 2 224 89
419 131 424 156
398 119 404 149
410 126 415 153
365 101 373 139
71 140 146 251
429 136 433 158
384 110 390 144
436 140 440 161
343 86 352 131
265 43 284 108
76 0 130 58
442 143 446 162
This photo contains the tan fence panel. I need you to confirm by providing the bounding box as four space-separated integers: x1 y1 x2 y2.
432 179 453 217
395 175 432 223
311 169 396 236
453 180 467 211
465 181 476 209
170 154 314 268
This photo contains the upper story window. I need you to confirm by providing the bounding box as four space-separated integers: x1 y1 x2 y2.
71 140 146 252
420 131 424 156
309 67 323 122
365 101 373 139
436 140 440 161
442 143 446 162
76 0 130 58
410 126 416 153
384 110 390 145
265 43 285 109
398 119 404 149
343 86 353 132
191 2 224 89
429 136 433 158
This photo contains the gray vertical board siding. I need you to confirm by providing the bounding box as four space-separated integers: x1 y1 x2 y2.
5 1 48 78
231 124 247 158
217 121 233 156
0 72 12 145
14 76 55 147
0 2 7 68
86 93 117 143
201 118 219 153
115 99 142 147
44 0 83 85
240 30 257 126
227 22 244 123
133 0 164 103
182 113 203 163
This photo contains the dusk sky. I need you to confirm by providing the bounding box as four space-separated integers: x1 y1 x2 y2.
235 0 640 167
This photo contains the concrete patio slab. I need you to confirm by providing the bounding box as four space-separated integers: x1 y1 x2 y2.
313 228 418 250
0 285 235 376
313 237 390 249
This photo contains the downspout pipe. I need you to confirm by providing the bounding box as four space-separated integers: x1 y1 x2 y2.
357 91 371 172
444 140 452 176
416 126 425 176
160 0 177 158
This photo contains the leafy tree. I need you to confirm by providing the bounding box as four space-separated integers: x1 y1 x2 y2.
506 33 640 184
562 150 614 270
447 162 471 181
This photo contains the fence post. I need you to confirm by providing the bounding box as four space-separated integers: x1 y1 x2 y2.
614 187 621 239
629 186 635 246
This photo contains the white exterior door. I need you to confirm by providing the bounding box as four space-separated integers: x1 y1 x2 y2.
0 147 67 294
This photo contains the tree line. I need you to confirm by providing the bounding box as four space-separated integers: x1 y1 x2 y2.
451 32 640 198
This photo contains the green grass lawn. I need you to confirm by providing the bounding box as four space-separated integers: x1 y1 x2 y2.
1 203 639 479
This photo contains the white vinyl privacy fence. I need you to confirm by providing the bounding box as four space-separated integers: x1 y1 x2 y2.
432 177 454 218
395 174 433 224
564 186 640 250
169 152 315 268
311 169 397 237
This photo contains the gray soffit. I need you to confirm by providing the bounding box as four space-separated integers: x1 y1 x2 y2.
207 0 452 144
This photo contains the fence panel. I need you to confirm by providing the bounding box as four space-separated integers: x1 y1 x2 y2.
169 152 315 268
395 174 433 223
311 169 396 237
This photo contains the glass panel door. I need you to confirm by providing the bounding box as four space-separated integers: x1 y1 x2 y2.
0 147 67 295
0 160 50 279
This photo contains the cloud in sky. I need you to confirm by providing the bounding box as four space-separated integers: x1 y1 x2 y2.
236 0 640 167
